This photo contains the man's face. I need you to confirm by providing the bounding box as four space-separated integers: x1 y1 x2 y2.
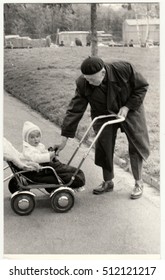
84 68 105 86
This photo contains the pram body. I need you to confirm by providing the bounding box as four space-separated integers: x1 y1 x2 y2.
5 160 75 215
4 114 124 215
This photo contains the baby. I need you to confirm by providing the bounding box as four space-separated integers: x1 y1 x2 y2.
22 121 85 189
23 121 56 164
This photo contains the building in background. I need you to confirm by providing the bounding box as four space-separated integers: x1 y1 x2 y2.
122 18 159 45
5 35 46 48
58 31 112 46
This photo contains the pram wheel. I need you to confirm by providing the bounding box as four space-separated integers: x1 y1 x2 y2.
8 177 19 194
50 187 74 213
11 191 35 216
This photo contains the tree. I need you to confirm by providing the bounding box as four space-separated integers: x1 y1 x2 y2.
91 4 98 56
43 4 74 31
4 3 25 35
4 3 48 38
4 3 159 45
72 4 90 30
4 3 75 39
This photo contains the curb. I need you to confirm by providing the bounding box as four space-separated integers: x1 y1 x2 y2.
114 154 160 191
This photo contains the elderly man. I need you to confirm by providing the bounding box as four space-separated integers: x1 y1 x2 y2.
55 56 150 199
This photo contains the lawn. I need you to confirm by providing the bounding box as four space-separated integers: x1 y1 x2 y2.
4 46 160 181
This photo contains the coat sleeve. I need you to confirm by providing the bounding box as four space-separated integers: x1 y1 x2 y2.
61 83 88 138
124 62 149 110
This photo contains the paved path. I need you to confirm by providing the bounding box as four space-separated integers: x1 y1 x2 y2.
3 92 160 257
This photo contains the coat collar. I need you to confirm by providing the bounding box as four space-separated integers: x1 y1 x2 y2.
84 63 118 96
104 64 118 83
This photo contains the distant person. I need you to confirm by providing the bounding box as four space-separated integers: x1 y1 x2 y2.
109 39 115 47
5 41 13 49
59 40 65 47
45 35 51 47
129 39 134 47
75 38 82 46
70 41 75 47
10 41 14 49
86 32 91 46
55 56 150 199
22 121 85 189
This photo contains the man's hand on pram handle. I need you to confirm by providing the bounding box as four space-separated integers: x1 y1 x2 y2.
49 151 57 162
117 106 129 119
48 137 68 156
53 136 68 156
48 147 57 161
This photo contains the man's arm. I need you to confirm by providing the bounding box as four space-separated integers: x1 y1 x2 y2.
125 63 149 111
61 88 88 138
55 85 88 154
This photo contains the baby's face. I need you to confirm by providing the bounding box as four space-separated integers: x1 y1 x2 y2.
28 130 41 147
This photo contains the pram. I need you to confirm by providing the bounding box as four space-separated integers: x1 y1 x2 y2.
4 114 124 216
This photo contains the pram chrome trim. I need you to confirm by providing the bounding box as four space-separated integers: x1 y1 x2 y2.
65 114 125 187
67 114 125 166
11 190 36 199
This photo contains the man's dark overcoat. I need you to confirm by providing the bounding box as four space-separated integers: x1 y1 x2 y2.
61 61 150 167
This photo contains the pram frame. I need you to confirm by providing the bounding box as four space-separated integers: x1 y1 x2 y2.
4 161 75 215
66 114 125 187
4 114 124 215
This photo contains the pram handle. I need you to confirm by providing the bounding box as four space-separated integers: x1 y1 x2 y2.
66 114 125 188
67 114 125 166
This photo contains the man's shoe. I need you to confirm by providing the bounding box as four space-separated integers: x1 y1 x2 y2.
130 183 143 199
93 181 114 195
